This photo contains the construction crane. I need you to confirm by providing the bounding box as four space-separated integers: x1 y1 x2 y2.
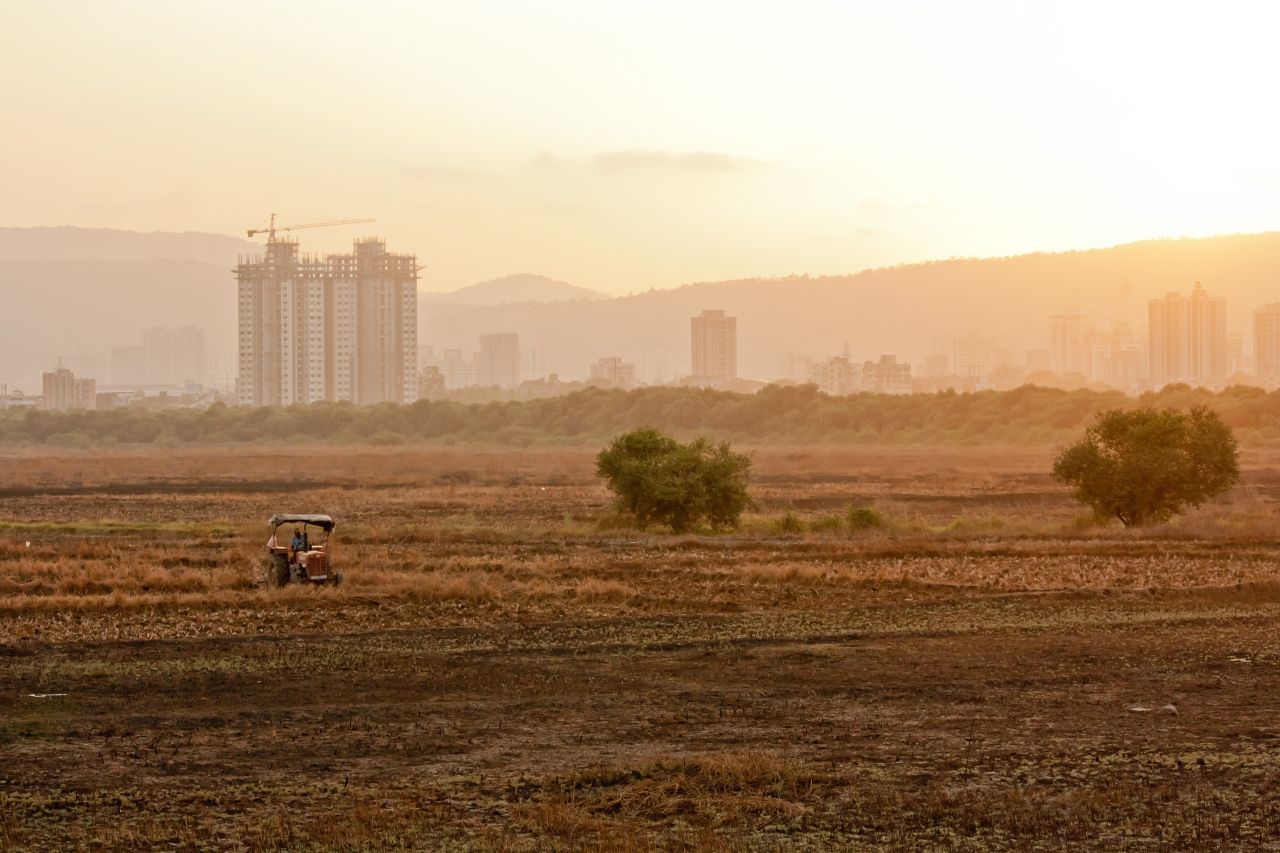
246 213 375 242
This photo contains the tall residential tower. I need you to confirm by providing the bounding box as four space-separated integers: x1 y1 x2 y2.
1147 282 1227 389
236 238 418 406
690 309 737 387
1254 304 1280 388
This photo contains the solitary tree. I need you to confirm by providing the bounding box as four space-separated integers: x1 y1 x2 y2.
1052 406 1238 526
596 427 752 533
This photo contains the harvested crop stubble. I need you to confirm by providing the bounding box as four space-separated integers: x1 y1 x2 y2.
8 444 1280 850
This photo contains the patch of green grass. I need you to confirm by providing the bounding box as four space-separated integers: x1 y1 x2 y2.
809 514 846 534
771 513 804 536
0 520 240 536
847 506 887 532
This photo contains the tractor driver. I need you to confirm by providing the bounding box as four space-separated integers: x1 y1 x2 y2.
289 527 308 563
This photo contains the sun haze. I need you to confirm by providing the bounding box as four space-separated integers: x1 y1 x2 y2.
14 6 1280 850
3 1 1277 293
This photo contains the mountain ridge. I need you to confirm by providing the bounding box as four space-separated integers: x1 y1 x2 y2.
423 273 608 305
419 231 1280 379
0 226 258 267
3 226 1278 389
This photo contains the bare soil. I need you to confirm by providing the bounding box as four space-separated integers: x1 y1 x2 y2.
4 446 1280 850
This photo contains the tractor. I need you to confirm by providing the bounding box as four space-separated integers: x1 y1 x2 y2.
264 513 341 586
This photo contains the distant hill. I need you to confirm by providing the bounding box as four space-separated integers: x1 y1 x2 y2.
5 226 1280 391
424 273 608 306
0 228 254 389
0 258 235 389
420 232 1280 380
0 226 257 267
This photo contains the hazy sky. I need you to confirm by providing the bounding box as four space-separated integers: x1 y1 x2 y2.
3 1 1278 293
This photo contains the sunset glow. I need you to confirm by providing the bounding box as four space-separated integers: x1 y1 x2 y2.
4 1 1277 293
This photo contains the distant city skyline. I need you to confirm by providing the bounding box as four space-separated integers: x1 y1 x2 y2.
11 279 1280 402
4 224 1280 401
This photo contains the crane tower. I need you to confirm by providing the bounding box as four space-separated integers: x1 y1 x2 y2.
235 214 418 408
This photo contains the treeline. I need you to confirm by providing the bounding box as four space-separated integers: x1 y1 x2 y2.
4 383 1280 447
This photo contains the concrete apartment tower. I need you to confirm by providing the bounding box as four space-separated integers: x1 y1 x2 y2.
41 364 96 411
1254 304 1280 388
478 332 521 388
1147 282 1227 389
589 356 637 389
950 331 996 379
1049 312 1089 376
690 309 737 387
236 238 418 406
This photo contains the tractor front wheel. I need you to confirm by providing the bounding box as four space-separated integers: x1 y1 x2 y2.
268 553 290 587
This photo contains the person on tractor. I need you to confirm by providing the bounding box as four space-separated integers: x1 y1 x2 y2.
289 527 308 564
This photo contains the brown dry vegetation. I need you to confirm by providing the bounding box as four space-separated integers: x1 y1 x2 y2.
4 445 1280 849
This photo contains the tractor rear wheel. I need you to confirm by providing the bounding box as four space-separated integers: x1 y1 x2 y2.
268 553 290 587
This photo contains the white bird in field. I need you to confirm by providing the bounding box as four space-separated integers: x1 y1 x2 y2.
25 541 30 548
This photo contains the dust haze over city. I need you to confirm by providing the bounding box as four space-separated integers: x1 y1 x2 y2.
5 3 1280 850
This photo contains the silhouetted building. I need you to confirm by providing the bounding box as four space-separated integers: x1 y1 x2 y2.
633 350 677 385
924 353 950 379
950 332 995 379
1148 282 1227 389
862 355 912 394
420 346 478 389
522 343 548 383
690 309 737 387
1254 304 1280 388
811 344 861 395
111 326 206 386
589 357 637 388
478 332 521 388
789 354 817 384
1050 312 1089 376
146 326 206 386
2 389 36 410
41 365 96 411
812 356 860 395
1086 323 1144 391
1228 330 1247 378
236 237 418 406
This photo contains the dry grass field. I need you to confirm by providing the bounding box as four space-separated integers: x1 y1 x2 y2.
5 444 1280 850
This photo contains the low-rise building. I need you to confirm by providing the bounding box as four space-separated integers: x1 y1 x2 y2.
41 365 97 411
862 355 912 394
811 355 861 395
420 346 479 389
589 357 637 389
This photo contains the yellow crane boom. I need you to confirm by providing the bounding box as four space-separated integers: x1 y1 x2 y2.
247 213 375 241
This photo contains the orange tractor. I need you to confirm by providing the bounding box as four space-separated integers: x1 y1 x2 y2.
265 513 341 586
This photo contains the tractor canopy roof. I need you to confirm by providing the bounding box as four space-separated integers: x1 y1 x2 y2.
268 514 335 532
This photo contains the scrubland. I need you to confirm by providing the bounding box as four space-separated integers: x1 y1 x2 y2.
11 382 1280 449
5 444 1280 850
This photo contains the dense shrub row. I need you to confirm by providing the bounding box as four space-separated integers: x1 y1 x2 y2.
2 382 1278 447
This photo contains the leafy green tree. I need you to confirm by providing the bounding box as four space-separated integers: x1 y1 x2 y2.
1052 406 1239 526
595 428 752 533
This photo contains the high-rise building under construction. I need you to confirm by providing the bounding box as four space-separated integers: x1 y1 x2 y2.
236 237 418 406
